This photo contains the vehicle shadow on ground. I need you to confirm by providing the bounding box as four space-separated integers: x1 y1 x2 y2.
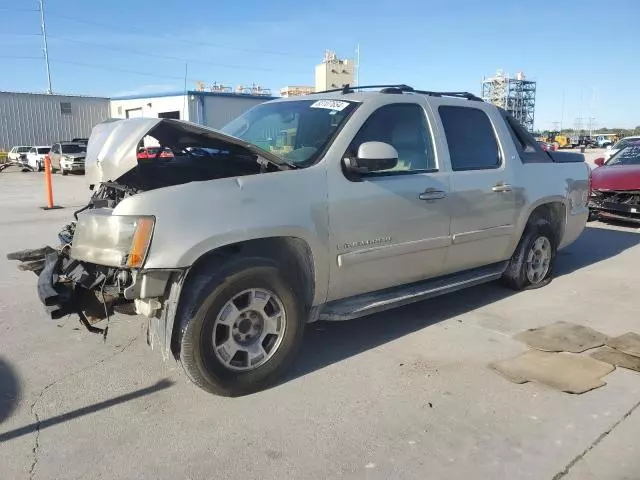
285 224 639 384
555 223 639 277
0 379 174 443
0 357 20 425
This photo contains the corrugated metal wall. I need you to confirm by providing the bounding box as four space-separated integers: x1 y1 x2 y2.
200 95 270 129
0 92 110 151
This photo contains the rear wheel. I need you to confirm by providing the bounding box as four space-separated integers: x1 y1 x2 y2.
177 256 305 396
502 217 557 291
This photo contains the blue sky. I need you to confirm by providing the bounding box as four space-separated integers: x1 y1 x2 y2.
1 0 638 129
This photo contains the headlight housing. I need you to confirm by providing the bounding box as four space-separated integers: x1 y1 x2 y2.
70 209 155 268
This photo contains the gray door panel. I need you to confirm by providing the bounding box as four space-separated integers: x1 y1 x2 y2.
326 101 452 301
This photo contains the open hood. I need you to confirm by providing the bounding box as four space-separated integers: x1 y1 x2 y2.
84 117 288 186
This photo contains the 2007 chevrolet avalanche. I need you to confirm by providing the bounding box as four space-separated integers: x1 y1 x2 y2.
9 85 591 396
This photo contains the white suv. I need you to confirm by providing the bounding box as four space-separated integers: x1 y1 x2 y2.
8 146 30 162
26 146 52 171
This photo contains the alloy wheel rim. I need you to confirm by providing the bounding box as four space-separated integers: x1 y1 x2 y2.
526 236 552 284
211 288 286 371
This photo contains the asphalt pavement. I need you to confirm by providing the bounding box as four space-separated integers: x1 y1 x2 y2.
1 153 639 480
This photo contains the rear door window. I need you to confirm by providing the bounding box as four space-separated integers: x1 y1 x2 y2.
438 106 501 171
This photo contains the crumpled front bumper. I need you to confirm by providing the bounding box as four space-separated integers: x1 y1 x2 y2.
37 252 76 319
8 246 121 326
589 196 640 224
9 244 183 351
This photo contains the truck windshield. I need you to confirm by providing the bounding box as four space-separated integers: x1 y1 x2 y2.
220 99 358 167
606 144 640 166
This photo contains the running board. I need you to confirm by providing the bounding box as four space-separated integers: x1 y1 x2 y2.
318 261 508 321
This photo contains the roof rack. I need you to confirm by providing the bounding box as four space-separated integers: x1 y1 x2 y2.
312 84 483 102
312 84 413 94
413 90 483 101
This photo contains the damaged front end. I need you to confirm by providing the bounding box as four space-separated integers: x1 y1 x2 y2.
7 117 288 342
8 217 150 336
589 190 640 224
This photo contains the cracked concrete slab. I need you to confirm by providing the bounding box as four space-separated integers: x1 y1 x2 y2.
560 400 640 480
1 159 640 480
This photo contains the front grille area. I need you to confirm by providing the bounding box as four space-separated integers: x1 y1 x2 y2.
590 190 640 222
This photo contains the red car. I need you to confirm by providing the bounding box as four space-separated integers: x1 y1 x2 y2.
137 146 174 160
589 141 640 224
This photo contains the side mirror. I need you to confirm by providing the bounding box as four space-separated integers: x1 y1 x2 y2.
594 157 605 167
343 141 398 174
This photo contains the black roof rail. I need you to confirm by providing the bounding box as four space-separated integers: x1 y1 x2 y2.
312 84 414 94
412 90 483 101
311 84 483 102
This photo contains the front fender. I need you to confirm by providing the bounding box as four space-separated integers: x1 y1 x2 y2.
113 165 330 304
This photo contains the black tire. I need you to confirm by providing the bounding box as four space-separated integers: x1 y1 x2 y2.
501 217 557 291
61 169 68 176
176 256 306 396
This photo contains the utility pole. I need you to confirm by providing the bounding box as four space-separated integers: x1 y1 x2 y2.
38 0 52 94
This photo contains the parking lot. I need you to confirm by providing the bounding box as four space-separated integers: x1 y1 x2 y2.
1 153 639 480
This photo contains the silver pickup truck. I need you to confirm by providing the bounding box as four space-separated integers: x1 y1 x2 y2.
9 85 591 396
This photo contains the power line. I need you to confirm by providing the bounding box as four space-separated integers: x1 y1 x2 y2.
0 55 42 60
0 55 201 83
0 32 42 36
46 13 318 60
0 7 39 13
52 58 203 82
48 34 310 75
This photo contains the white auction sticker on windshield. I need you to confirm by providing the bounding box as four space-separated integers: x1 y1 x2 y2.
310 100 351 111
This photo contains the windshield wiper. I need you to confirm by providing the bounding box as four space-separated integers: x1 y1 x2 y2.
256 155 298 171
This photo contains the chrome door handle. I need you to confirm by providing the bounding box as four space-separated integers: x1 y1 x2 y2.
419 188 447 201
492 183 512 193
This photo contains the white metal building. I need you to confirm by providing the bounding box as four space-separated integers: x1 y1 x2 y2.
315 51 354 92
110 90 276 130
0 91 110 151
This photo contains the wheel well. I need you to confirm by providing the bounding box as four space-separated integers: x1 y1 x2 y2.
528 202 566 245
169 237 315 357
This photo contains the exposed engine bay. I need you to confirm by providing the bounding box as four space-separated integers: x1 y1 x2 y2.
7 118 290 337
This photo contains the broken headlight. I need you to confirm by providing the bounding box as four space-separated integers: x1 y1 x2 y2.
70 209 155 268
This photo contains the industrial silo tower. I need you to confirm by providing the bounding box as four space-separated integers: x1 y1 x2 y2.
481 70 537 132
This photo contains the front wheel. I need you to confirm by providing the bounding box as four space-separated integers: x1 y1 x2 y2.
61 168 68 175
177 257 305 396
501 217 557 291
